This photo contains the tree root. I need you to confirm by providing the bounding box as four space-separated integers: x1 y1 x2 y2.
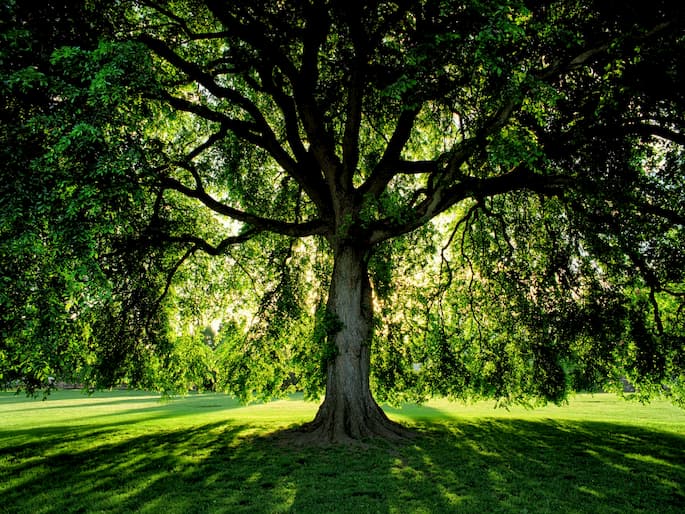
276 405 416 447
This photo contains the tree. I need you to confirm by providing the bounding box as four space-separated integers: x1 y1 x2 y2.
2 0 684 442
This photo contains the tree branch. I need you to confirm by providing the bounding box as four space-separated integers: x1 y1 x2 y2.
201 2 340 212
294 9 344 198
342 66 364 188
369 166 572 244
148 245 197 330
368 22 672 245
161 176 328 237
166 229 261 256
156 91 231 124
140 35 265 120
146 227 263 324
629 123 685 146
255 64 308 164
252 64 332 214
359 107 421 198
202 0 298 81
143 34 311 184
159 83 330 218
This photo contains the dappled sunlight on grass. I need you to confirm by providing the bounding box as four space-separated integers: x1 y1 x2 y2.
1 391 684 513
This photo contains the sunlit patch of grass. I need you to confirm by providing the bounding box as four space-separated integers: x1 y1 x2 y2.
1 390 684 513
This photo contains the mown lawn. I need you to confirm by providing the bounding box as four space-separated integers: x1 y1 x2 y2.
1 390 683 513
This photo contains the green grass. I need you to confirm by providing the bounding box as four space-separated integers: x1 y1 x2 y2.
1 391 684 513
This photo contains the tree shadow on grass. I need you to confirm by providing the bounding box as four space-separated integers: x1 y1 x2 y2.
280 417 685 513
1 416 683 513
1 421 258 513
394 419 685 513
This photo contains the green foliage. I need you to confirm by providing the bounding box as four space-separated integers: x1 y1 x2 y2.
2 0 684 411
369 187 684 407
209 235 333 402
155 333 218 393
0 2 181 392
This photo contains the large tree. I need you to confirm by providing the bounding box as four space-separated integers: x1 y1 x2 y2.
2 0 684 442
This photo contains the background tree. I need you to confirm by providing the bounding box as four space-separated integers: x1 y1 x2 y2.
2 0 684 442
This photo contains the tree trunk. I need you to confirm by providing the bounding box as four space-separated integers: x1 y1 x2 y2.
299 244 411 444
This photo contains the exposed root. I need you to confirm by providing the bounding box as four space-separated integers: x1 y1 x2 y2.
275 408 416 447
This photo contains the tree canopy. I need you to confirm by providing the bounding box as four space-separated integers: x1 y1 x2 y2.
2 0 684 442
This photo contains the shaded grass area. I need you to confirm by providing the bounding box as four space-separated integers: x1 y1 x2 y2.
1 391 684 513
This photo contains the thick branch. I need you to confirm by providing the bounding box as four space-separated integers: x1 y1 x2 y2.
254 65 332 214
638 203 685 226
366 27 656 244
568 44 610 70
143 36 309 187
162 176 328 237
342 67 364 188
359 107 421 198
166 229 260 256
159 83 330 218
369 167 572 244
629 123 685 146
295 10 344 198
140 35 265 122
256 65 309 163
158 91 233 125
205 3 339 205
202 1 298 80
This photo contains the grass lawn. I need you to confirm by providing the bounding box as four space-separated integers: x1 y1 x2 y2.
1 390 684 513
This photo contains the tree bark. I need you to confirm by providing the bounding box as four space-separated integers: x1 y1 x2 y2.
298 244 411 444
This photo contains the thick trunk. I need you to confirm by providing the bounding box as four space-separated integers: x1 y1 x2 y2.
299 244 410 444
